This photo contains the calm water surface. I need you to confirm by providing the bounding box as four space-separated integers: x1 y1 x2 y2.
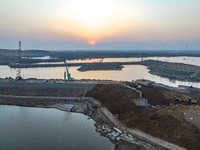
66 56 200 66
1 57 200 88
39 56 200 66
1 65 200 88
0 105 114 150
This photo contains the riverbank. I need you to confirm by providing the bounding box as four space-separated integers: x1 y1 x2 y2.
0 94 147 150
142 60 200 82
2 49 200 66
0 94 184 150
0 79 199 149
77 63 124 71
7 59 200 82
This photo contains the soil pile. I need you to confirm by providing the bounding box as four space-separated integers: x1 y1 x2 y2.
86 84 145 119
1 80 200 149
87 83 200 150
125 81 171 106
125 105 200 150
139 86 171 106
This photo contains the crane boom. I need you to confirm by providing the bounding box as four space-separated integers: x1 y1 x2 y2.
64 61 75 81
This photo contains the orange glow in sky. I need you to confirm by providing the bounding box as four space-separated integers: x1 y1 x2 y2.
90 41 95 45
1 0 200 50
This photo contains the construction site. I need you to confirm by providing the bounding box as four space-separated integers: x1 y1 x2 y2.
0 76 200 149
1 42 200 150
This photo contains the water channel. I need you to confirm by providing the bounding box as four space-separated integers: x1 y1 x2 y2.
1 57 200 88
0 105 114 150
1 56 200 149
65 56 200 66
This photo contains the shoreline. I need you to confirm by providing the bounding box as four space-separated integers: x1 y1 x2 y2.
4 59 200 83
0 94 186 150
0 79 198 149
0 101 147 150
141 60 200 82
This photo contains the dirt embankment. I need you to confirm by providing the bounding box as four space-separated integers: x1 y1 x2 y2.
0 84 87 107
142 60 200 82
1 80 200 149
78 63 124 71
125 105 200 150
86 84 145 120
86 83 200 150
125 81 172 106
0 86 85 97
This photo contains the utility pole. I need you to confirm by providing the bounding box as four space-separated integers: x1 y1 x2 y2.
64 71 66 80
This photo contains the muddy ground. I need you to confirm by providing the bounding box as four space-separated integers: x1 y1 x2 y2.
86 83 200 150
0 80 200 149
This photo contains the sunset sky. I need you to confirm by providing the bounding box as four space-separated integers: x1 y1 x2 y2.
0 0 200 50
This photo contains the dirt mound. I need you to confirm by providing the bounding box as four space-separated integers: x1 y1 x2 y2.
125 82 171 106
158 105 200 130
140 86 171 106
86 84 145 117
125 105 200 150
87 83 200 150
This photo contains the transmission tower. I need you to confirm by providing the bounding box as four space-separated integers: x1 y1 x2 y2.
16 41 22 80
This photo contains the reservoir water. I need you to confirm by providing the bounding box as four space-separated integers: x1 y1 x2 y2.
0 105 114 150
0 57 200 149
66 56 200 66
0 57 200 88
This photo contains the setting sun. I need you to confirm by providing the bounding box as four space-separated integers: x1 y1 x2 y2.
1 0 200 50
90 41 95 45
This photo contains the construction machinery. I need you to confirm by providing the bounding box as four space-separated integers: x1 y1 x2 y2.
170 92 197 104
173 95 182 102
169 91 182 102
182 95 197 104
64 61 75 81
188 98 197 104
132 80 141 89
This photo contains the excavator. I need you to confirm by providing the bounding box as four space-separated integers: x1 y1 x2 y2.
172 93 197 104
131 80 141 89
182 95 197 104
64 61 75 81
173 95 182 102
